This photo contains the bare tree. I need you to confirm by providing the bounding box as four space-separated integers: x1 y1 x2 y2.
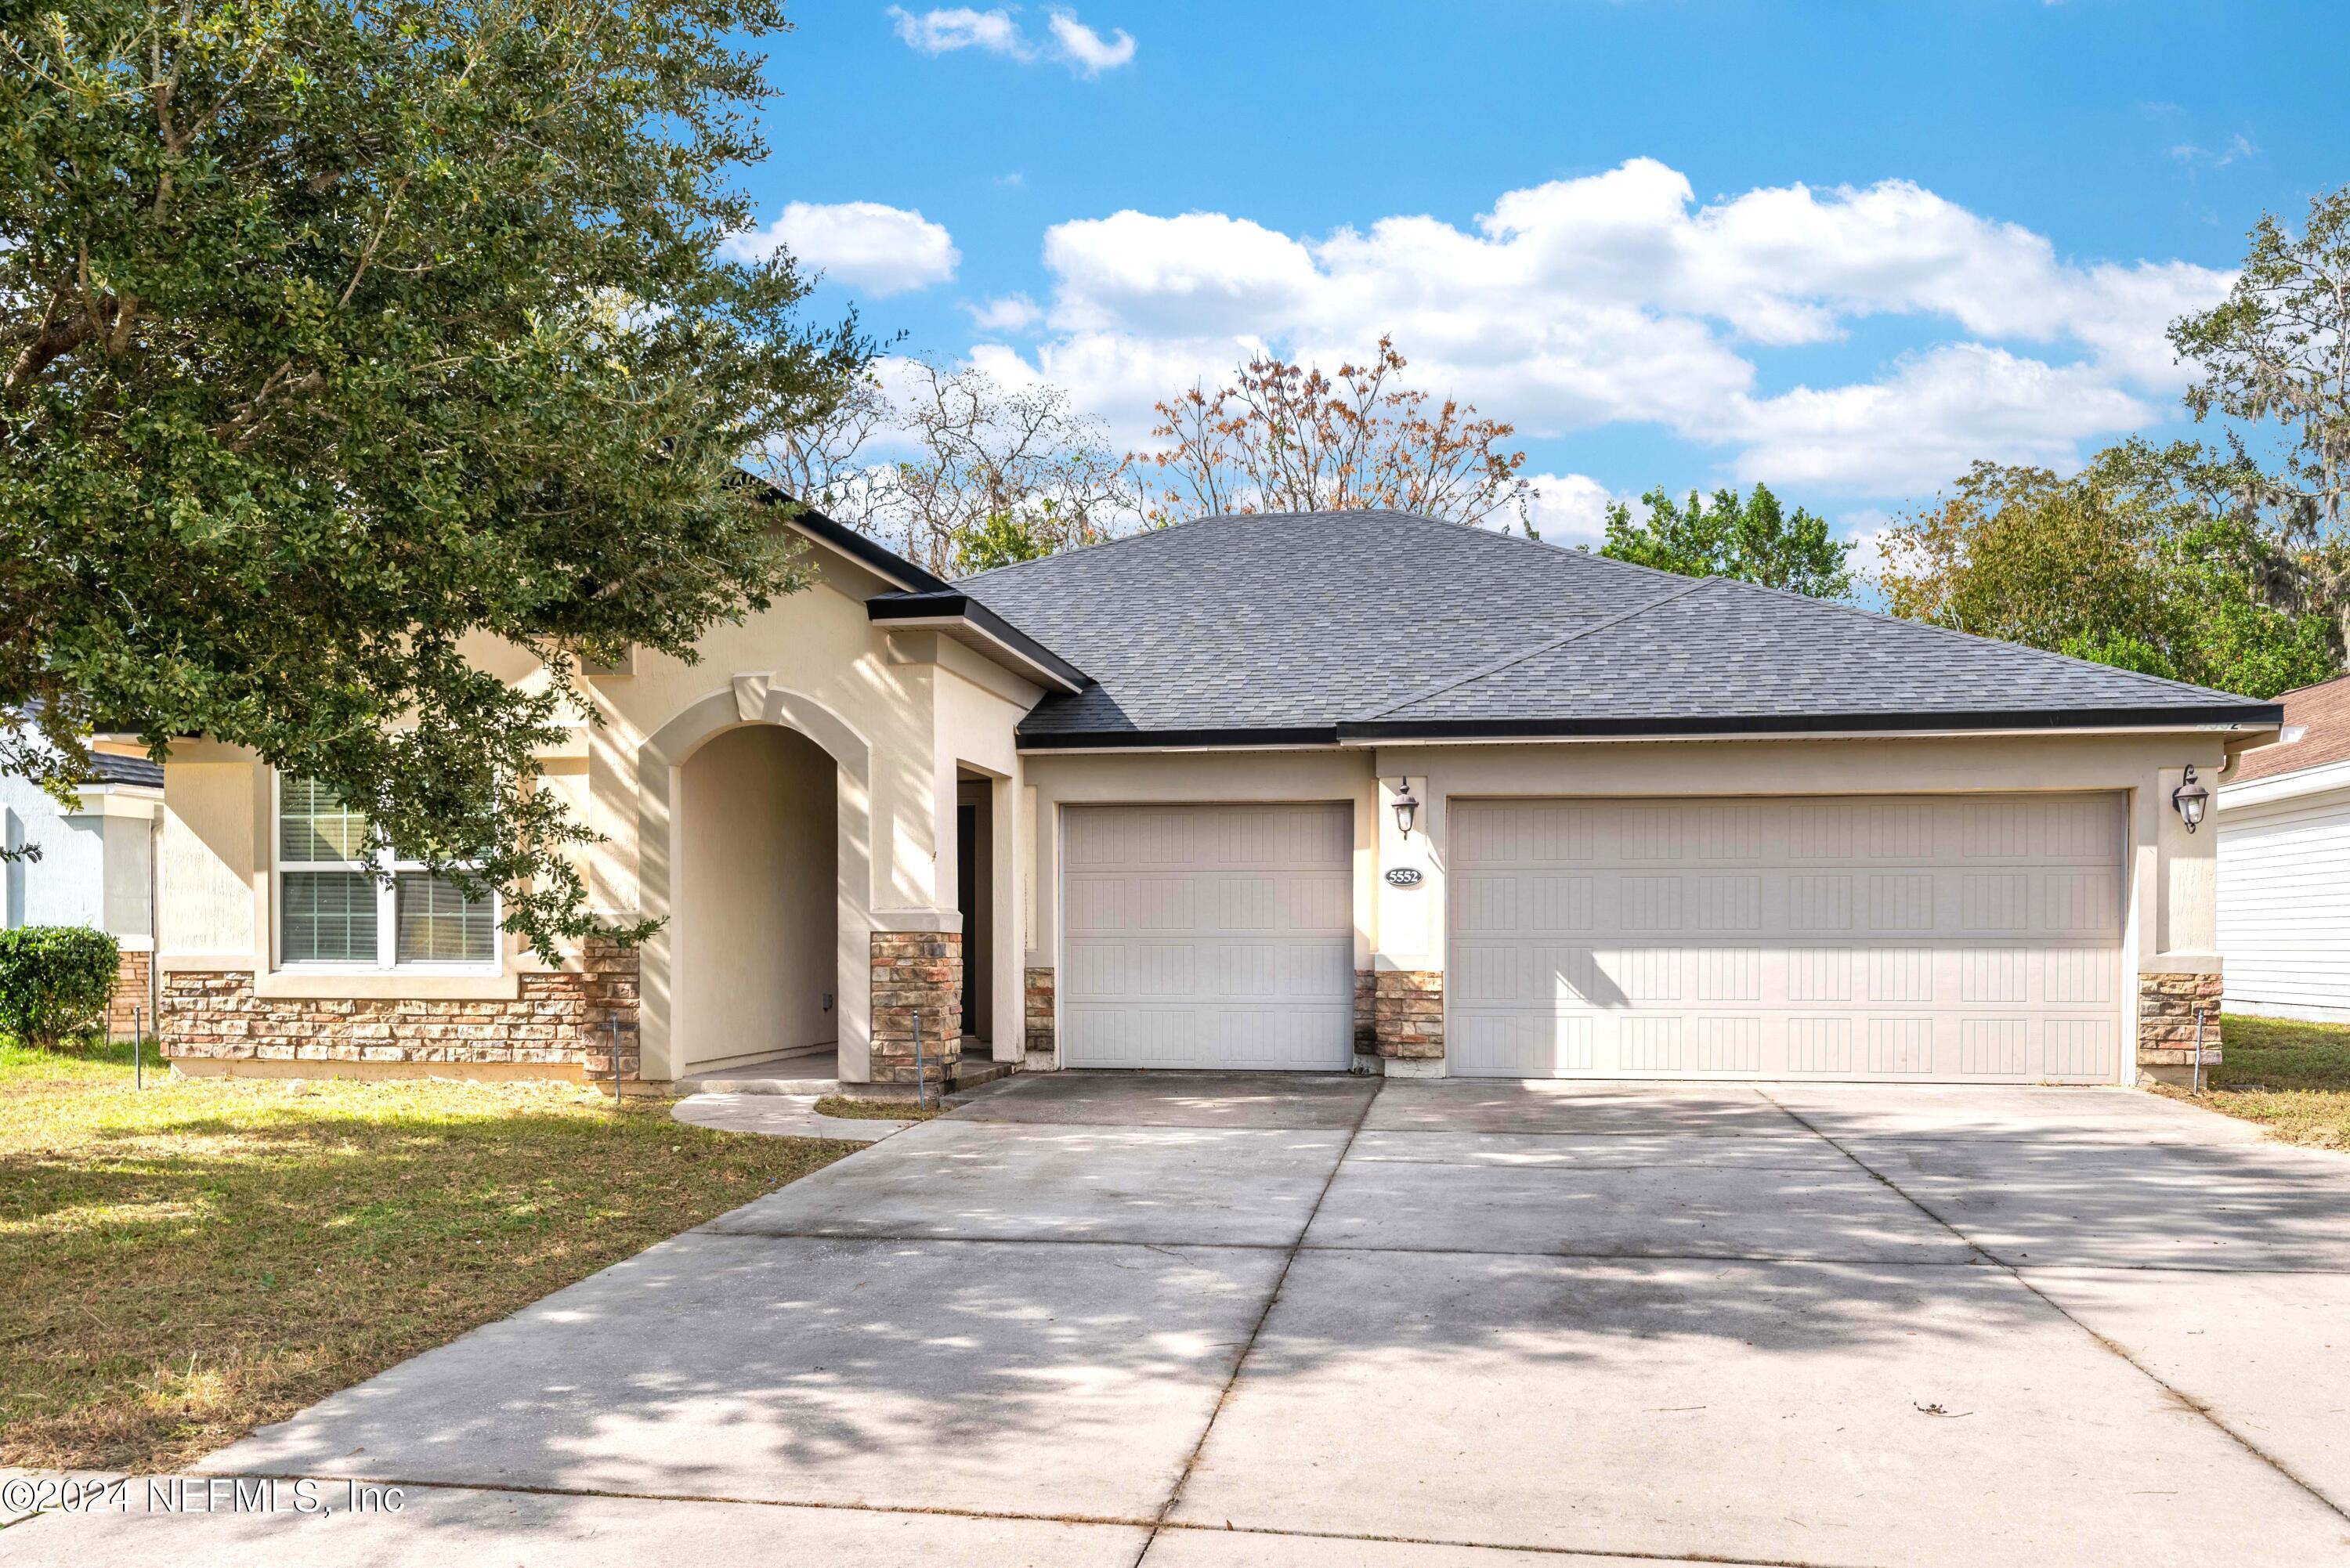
886 362 1139 573
1133 337 1535 527
752 360 1138 575
754 370 895 533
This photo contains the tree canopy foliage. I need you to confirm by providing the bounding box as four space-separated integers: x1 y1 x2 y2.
2 0 869 956
1876 444 2337 699
1876 187 2350 699
1599 483 1853 598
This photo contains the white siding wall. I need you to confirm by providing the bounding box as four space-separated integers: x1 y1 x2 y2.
2218 782 2350 1023
2 775 108 931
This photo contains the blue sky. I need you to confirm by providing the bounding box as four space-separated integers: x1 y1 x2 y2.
736 2 2348 546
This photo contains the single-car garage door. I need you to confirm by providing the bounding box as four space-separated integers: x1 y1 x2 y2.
1061 803 1354 1069
1448 794 2124 1083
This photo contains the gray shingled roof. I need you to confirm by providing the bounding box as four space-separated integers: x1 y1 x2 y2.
953 508 2281 745
86 750 164 789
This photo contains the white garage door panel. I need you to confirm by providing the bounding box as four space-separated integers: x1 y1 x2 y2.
1061 804 1354 1070
1449 795 2124 1083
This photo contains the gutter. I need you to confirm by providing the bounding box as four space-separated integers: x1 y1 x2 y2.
867 591 1090 695
1014 707 2285 753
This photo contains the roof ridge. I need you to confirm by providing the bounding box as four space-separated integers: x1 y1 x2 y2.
1359 576 1719 721
1708 576 2256 703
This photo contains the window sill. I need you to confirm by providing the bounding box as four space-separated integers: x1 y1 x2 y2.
255 970 522 1001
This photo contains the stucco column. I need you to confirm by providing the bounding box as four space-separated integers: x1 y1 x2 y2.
1372 771 1445 1077
2137 761 2225 1085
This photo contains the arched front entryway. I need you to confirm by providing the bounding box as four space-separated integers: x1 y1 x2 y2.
671 724 838 1074
636 682 877 1086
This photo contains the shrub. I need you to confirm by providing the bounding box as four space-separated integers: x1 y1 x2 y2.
0 927 122 1051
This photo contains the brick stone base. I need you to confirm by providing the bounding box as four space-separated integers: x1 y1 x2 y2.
106 949 153 1039
1353 970 1377 1056
1024 966 1055 1063
160 939 642 1082
2138 969 2223 1084
870 932 962 1086
1373 969 1444 1061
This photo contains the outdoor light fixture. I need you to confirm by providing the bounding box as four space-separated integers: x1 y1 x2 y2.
2172 764 2210 833
1390 780 1422 837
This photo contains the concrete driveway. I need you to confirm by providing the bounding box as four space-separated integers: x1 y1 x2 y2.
10 1074 2350 1566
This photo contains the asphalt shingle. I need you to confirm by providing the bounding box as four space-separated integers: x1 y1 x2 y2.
954 508 2280 742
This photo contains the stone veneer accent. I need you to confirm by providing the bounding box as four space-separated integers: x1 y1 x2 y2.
2138 969 2223 1083
1373 969 1444 1060
107 948 153 1039
1024 966 1056 1060
1353 970 1377 1056
161 938 642 1081
870 932 963 1086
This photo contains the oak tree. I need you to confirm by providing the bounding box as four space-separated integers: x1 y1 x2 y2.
2 0 870 957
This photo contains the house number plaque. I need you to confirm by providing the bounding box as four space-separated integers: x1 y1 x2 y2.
1383 868 1424 888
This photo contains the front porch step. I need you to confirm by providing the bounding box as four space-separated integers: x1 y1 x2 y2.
850 1057 1021 1104
675 1050 839 1097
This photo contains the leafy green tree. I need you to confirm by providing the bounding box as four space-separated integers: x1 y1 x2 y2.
1600 482 1853 598
1875 444 2338 699
2170 186 2350 655
949 509 1059 576
2 0 870 958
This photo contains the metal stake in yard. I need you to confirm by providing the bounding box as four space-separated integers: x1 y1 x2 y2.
2192 1006 2206 1097
914 1011 929 1113
133 1006 143 1091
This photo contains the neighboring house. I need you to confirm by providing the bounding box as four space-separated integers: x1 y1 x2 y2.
150 503 2284 1090
2 742 164 1036
2217 673 2350 1024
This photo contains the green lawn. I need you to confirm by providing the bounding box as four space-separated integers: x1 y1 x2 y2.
2154 1014 2350 1150
0 1039 855 1473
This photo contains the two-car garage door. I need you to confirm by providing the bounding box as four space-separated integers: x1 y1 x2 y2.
1448 795 2126 1083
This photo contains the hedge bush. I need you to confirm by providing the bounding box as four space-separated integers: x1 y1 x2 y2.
0 927 122 1051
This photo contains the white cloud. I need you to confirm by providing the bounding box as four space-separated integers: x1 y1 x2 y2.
978 158 2229 494
888 5 1027 58
967 292 1044 333
1045 9 1135 74
1516 473 1627 548
725 201 958 297
2167 133 2258 169
887 5 1135 75
1726 345 2155 495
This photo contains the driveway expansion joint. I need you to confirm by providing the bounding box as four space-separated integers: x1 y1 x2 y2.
1758 1086 2350 1528
1133 1075 1385 1567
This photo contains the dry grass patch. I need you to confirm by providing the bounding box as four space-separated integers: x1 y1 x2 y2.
813 1094 943 1121
2152 1014 2350 1150
0 1039 856 1472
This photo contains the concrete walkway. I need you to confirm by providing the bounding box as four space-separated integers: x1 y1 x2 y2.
9 1075 2350 1566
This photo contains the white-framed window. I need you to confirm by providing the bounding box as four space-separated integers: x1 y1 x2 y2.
274 773 500 971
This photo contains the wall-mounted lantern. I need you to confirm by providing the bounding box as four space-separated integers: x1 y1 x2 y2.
2171 764 2209 834
1390 780 1422 837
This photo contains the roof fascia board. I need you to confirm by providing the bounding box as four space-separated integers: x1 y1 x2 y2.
867 592 1089 692
1336 706 2283 744
1015 714 2281 753
2219 754 2350 811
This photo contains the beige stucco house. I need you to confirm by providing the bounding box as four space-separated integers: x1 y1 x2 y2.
153 504 2284 1091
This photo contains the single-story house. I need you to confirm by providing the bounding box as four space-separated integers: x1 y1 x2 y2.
150 504 2284 1089
2218 672 2350 1024
3 735 164 1035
